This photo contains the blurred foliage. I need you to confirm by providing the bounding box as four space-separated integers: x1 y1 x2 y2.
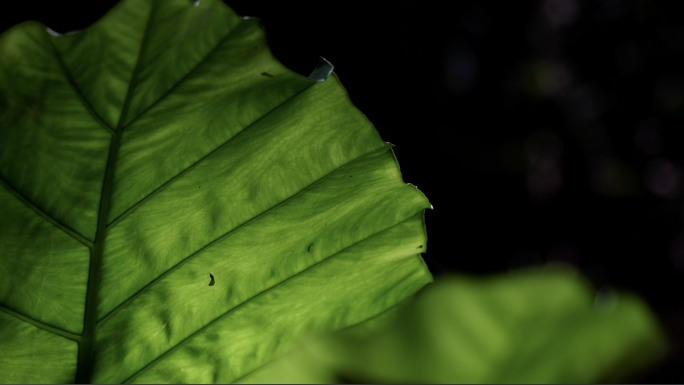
239 264 668 384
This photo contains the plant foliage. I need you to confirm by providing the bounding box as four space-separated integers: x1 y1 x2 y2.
241 265 668 384
0 0 431 382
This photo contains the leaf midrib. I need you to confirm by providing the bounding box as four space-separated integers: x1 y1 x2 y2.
0 0 249 356
103 16 263 229
9 3 253 247
5 1 397 383
74 0 156 381
72 2 283 382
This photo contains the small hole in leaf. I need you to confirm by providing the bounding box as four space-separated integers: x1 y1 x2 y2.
261 72 274 77
209 273 215 286
308 243 313 252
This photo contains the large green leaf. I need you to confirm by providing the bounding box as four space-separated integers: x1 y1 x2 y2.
241 265 668 384
0 0 432 383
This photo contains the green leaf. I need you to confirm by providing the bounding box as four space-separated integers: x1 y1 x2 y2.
242 265 669 384
0 0 431 383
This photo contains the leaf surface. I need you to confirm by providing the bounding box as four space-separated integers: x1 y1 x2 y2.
241 265 668 384
0 0 432 383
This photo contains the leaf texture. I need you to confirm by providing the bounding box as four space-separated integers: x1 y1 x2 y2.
240 265 668 384
0 0 432 383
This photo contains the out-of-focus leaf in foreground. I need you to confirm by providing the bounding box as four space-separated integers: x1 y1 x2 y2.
241 265 668 384
0 0 431 383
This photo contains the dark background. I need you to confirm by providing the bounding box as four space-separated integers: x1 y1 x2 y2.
2 0 683 381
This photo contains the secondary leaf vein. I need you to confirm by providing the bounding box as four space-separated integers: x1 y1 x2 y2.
106 82 315 229
119 12 252 130
97 144 390 327
0 304 81 342
122 214 417 384
45 36 115 135
229 296 413 384
0 177 93 248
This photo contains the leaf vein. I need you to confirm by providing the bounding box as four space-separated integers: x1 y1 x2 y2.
121 212 419 384
77 0 156 381
97 144 390 327
45 36 115 135
0 177 93 248
118 13 252 130
106 82 315 230
0 304 81 342
229 296 412 384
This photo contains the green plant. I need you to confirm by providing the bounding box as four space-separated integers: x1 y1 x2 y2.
241 265 668 384
0 0 431 382
0 1 670 384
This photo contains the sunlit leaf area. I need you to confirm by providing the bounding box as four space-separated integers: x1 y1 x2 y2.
240 265 666 384
1 0 683 383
